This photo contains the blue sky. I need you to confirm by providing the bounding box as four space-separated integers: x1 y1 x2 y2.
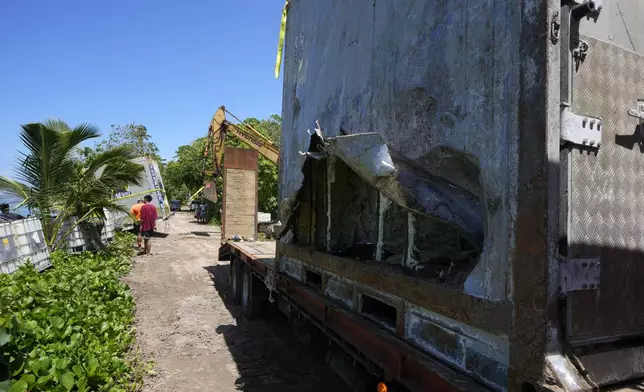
0 0 284 176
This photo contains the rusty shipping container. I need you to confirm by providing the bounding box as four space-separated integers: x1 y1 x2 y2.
274 0 644 391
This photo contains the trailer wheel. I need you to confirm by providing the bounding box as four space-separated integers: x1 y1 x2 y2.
230 259 243 305
241 266 266 319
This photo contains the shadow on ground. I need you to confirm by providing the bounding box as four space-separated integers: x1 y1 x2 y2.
203 263 349 392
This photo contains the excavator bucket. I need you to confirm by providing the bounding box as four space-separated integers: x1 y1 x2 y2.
203 181 217 203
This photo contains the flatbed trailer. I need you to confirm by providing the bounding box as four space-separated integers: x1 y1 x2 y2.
221 240 491 392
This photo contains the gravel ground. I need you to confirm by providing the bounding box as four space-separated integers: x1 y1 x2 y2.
122 211 348 392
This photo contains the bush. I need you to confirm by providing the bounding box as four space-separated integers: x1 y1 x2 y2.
0 232 145 392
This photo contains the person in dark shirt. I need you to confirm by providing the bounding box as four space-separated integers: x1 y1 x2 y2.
139 195 158 254
0 203 25 221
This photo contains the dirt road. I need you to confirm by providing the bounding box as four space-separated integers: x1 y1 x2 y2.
123 212 348 392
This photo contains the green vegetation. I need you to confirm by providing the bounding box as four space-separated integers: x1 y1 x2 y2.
162 114 281 220
96 124 162 163
0 120 145 250
0 232 146 392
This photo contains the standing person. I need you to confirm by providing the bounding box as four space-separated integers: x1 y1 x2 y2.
139 195 158 255
130 199 144 249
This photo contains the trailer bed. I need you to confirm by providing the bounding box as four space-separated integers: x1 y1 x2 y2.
226 241 275 276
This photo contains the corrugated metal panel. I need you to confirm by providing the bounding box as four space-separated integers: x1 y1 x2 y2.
568 36 644 344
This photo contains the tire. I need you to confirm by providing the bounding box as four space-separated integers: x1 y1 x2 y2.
241 266 266 319
230 259 243 305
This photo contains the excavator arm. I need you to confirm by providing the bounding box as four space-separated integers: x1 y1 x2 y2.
204 106 280 178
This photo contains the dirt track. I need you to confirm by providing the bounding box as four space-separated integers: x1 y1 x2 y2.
122 211 348 392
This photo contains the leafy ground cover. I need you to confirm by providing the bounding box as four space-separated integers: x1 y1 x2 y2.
0 232 147 392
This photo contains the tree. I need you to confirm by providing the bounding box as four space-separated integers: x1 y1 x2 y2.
0 119 144 249
161 137 207 201
98 123 161 161
161 113 282 221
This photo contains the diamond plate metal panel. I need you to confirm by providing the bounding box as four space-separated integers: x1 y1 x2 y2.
568 36 644 344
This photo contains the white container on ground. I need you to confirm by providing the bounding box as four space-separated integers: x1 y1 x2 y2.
258 212 272 224
0 217 51 274
56 217 87 251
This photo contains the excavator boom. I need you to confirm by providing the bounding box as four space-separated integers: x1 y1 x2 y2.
204 106 280 178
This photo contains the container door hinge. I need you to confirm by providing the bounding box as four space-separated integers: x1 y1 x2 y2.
561 105 603 149
559 257 600 294
627 100 644 123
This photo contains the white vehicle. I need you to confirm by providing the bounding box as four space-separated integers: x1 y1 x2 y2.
113 157 169 231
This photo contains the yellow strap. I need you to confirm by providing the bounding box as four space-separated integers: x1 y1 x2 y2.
188 186 205 202
111 188 164 202
274 0 290 79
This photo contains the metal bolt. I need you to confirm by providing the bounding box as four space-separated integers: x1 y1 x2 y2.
590 284 595 289
582 284 588 289
582 262 588 267
596 262 600 267
590 140 596 146
597 142 602 148
582 138 588 144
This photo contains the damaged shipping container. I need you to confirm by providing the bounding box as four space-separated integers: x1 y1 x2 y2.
275 0 644 390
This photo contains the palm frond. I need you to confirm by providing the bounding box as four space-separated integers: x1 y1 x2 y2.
85 145 137 177
0 176 30 201
42 118 72 133
65 122 101 149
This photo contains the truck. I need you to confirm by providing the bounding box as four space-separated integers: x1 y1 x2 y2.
220 1 644 391
112 157 169 230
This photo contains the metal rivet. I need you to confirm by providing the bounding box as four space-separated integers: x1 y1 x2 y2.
590 284 595 289
590 140 596 146
582 284 588 289
596 262 600 267
582 262 588 267
582 138 588 144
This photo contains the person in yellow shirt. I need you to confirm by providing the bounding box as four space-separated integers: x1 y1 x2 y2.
130 199 144 248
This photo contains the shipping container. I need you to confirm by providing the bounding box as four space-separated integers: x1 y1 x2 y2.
224 1 644 391
112 157 170 230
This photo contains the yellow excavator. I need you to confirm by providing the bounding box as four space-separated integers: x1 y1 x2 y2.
198 106 280 203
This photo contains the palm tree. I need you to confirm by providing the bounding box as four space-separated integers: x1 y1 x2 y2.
0 119 144 249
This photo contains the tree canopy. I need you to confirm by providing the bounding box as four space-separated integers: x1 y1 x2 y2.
0 119 144 248
98 123 161 162
162 114 281 219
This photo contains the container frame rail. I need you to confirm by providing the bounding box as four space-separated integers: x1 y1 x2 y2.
220 241 490 392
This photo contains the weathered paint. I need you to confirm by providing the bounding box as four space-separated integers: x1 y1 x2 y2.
405 305 510 390
280 0 521 302
375 193 391 261
406 313 467 368
279 256 303 281
406 213 417 268
325 156 335 252
545 354 585 391
325 273 355 309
